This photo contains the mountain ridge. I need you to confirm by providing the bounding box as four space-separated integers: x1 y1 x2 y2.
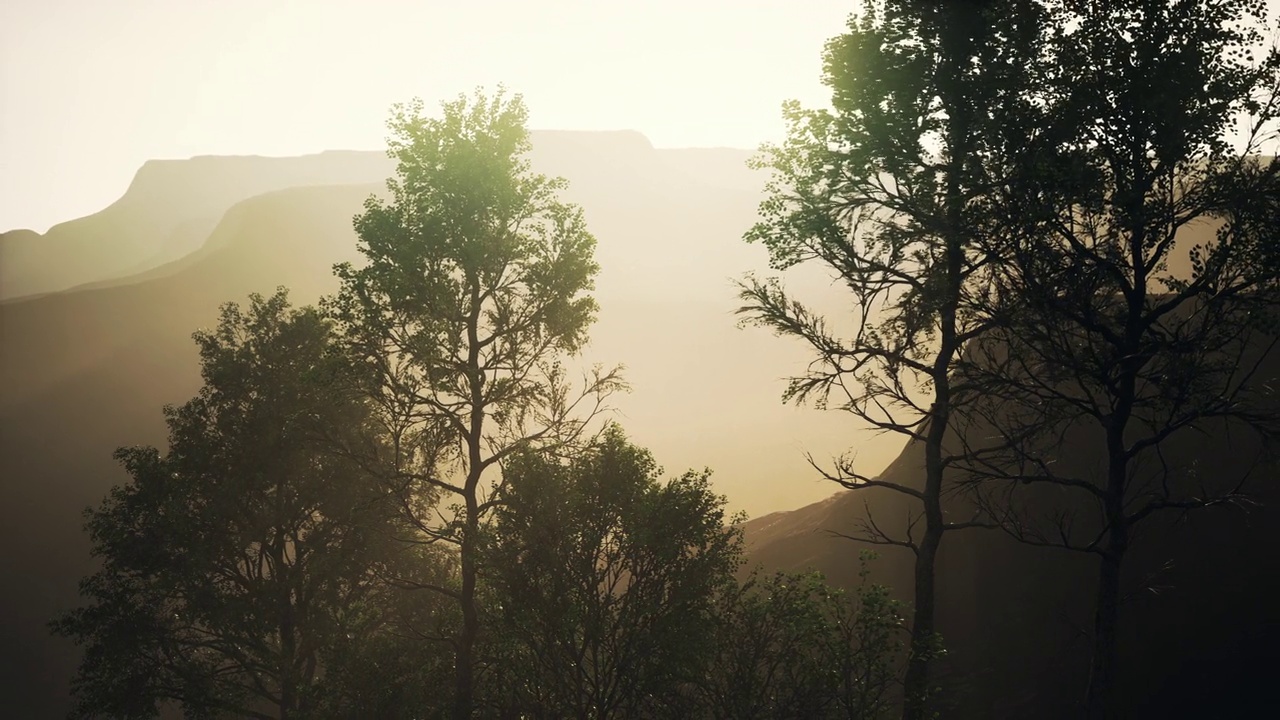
7 136 1255 718
0 136 879 717
0 130 719 302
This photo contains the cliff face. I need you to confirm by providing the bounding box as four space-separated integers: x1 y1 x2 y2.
741 357 1280 719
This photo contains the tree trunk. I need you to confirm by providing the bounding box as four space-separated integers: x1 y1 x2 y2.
277 540 296 720
903 370 952 720
902 520 943 720
1085 545 1124 720
454 281 485 719
453 475 482 719
454 543 478 719
902 11 969 714
1086 455 1129 720
1086 415 1131 720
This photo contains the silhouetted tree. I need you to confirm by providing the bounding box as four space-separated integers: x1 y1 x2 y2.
737 1 1048 714
954 2 1280 717
53 290 446 719
327 88 623 718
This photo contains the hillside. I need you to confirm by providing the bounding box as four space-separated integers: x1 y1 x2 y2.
0 150 397 300
0 132 878 717
3 133 1260 717
741 369 1280 719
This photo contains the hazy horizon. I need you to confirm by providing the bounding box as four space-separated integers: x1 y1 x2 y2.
1 0 854 234
1 130 741 232
5 2 1280 717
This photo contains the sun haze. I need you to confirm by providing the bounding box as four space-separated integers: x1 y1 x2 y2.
1 0 851 234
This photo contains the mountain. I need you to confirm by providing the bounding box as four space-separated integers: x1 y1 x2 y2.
6 132 1263 717
741 363 1280 719
0 132 883 717
0 150 396 300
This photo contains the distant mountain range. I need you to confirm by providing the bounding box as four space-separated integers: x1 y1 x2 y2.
0 131 880 717
3 133 1273 718
0 150 395 300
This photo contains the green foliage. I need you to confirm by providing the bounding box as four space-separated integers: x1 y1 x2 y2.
315 598 458 720
329 87 616 467
480 429 909 719
741 0 1049 407
698 553 906 720
326 87 623 718
52 290 451 719
481 426 742 718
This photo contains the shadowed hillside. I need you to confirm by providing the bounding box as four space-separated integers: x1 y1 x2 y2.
0 182 375 715
741 353 1280 719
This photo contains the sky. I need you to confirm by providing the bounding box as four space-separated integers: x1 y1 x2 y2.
1 0 853 234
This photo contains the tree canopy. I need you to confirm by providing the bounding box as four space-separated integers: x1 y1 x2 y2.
53 290 447 719
953 1 1280 716
327 88 624 718
482 426 742 718
739 1 1050 714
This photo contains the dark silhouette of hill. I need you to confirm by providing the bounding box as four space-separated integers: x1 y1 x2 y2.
741 361 1280 719
0 132 866 717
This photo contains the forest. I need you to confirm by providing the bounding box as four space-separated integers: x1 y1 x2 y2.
26 0 1280 718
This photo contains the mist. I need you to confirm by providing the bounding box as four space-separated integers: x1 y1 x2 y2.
4 1 1280 719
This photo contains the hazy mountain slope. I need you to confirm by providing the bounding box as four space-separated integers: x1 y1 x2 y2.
0 133 876 717
0 183 376 715
741 366 1280 719
0 150 395 300
6 132 1252 717
0 133 782 302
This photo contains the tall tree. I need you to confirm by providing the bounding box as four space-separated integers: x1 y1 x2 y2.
53 290 439 719
482 426 741 718
328 88 622 718
957 1 1280 717
737 1 1047 715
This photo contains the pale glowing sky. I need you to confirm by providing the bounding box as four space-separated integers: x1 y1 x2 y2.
1 0 852 233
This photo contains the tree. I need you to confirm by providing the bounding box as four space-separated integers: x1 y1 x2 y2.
53 290 444 719
327 88 623 718
737 1 1048 715
481 426 741 718
698 557 904 720
314 586 458 719
954 1 1280 717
